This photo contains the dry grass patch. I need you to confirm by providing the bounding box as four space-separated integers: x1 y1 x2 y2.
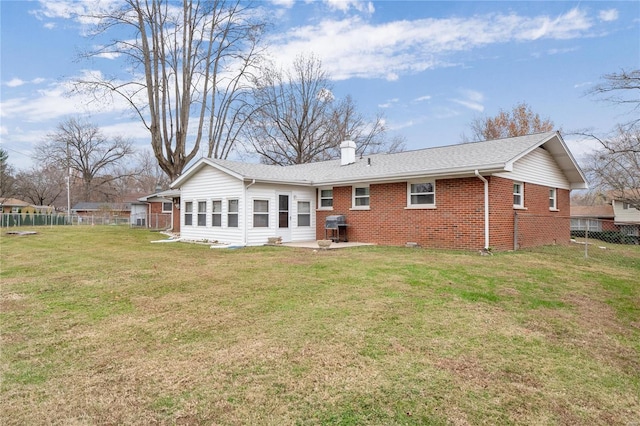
1 227 639 425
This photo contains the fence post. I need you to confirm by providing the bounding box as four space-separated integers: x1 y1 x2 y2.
513 211 519 251
584 220 589 259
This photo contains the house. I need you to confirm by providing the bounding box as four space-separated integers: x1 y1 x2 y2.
570 205 616 232
612 198 640 239
170 131 588 251
134 189 181 231
571 197 640 242
0 197 31 213
72 202 131 224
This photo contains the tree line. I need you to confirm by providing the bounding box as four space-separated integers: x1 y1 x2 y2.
1 0 637 211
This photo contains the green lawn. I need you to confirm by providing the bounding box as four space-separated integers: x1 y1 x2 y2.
1 226 639 425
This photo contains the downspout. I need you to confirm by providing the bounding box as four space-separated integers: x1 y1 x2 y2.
243 179 256 245
474 170 490 249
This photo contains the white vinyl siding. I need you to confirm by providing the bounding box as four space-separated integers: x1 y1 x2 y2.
494 147 571 190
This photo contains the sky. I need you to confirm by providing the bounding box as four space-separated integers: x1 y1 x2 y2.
1 0 639 172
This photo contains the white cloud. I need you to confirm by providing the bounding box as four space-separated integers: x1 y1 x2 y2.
6 78 25 87
451 89 484 112
324 0 374 14
414 95 431 102
378 98 399 108
598 9 619 22
0 126 7 135
266 8 596 81
270 0 295 8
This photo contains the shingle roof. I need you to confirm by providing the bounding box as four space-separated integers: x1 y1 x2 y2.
570 205 614 218
172 131 588 188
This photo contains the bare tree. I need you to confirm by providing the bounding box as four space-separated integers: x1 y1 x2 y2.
578 68 640 209
587 68 640 129
34 118 134 202
246 54 402 165
0 148 16 198
74 0 265 181
15 165 66 206
464 102 554 142
580 126 640 210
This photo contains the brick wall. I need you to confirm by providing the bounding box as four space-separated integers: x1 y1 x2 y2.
316 176 571 251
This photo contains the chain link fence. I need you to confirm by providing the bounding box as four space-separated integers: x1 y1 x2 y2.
1 212 172 229
515 212 639 259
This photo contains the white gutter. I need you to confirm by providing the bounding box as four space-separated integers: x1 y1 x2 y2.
243 179 256 245
474 170 490 249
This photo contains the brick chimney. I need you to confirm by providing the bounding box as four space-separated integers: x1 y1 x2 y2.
340 140 356 166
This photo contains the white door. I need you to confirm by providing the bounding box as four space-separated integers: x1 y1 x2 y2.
277 193 291 242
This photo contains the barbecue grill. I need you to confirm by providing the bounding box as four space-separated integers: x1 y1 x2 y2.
325 215 348 242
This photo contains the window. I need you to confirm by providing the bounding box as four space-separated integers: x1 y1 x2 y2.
197 201 207 226
162 202 172 213
353 186 370 208
212 200 222 227
513 182 524 208
549 188 557 210
184 202 193 226
228 199 238 227
319 188 333 209
408 182 435 207
298 201 311 226
623 202 629 210
253 199 269 227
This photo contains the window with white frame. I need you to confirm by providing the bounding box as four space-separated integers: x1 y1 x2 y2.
162 202 172 213
253 199 269 227
353 186 370 208
297 201 311 226
408 181 435 207
197 201 207 226
228 199 238 227
513 182 524 208
212 200 222 227
319 188 333 209
184 202 193 226
549 188 557 210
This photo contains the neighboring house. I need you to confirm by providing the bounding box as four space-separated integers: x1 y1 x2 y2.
0 197 31 213
134 189 181 231
570 205 617 232
612 199 640 238
170 131 587 251
72 202 131 223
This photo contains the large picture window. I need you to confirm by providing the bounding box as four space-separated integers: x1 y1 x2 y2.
408 182 435 207
298 201 311 227
253 199 269 227
212 200 222 227
197 201 207 226
184 202 193 226
228 199 239 228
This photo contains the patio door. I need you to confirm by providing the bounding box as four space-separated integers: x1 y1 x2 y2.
278 193 291 242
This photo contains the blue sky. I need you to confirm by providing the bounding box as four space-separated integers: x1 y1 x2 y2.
1 0 639 171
